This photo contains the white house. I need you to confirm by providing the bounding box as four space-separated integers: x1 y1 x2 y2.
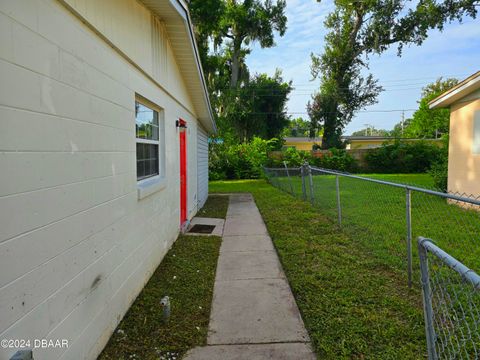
0 0 214 359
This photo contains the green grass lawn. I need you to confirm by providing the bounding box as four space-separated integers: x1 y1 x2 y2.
361 173 435 188
196 195 229 219
268 172 480 274
210 179 426 359
98 234 221 360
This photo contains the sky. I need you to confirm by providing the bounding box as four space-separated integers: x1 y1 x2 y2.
245 0 480 135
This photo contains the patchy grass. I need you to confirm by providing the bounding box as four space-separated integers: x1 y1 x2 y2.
98 234 221 360
210 180 426 359
196 195 229 219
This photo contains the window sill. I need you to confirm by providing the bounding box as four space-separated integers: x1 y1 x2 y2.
137 176 167 200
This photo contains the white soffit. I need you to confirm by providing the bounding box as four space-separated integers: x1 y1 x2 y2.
140 0 215 133
429 71 480 109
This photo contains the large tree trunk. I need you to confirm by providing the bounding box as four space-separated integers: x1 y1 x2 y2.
321 121 338 149
321 103 342 149
230 39 241 88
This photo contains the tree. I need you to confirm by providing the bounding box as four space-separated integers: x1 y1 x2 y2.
217 0 287 88
351 127 391 137
226 70 292 141
188 0 289 142
390 118 412 138
308 4 384 148
310 0 479 148
188 0 226 87
307 74 381 148
281 117 317 138
403 78 459 138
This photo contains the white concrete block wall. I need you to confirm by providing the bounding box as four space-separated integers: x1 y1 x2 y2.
0 0 206 359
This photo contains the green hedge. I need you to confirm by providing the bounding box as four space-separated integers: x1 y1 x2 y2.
364 141 442 174
267 147 358 173
210 139 358 180
209 137 279 180
209 138 445 180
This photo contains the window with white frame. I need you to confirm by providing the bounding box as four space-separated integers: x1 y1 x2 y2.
135 100 162 181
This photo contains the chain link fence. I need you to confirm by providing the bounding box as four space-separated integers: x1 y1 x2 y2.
418 237 480 359
264 164 480 359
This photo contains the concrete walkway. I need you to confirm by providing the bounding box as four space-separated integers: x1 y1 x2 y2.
185 194 315 359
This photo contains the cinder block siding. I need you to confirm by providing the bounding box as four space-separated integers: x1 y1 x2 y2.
0 0 201 359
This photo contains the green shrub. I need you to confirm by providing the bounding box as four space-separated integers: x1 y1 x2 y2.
208 140 228 180
282 147 313 166
365 141 442 173
428 136 449 192
312 148 357 172
265 147 314 167
266 147 358 172
429 159 448 192
209 137 278 180
210 141 359 179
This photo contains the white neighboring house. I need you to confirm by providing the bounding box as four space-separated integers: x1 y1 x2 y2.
0 0 214 359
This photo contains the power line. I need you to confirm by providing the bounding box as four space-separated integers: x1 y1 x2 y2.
288 109 416 113
289 73 468 87
213 83 432 92
242 109 416 115
292 82 434 89
216 85 426 91
211 87 425 97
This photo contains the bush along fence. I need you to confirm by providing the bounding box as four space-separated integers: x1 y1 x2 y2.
264 164 480 359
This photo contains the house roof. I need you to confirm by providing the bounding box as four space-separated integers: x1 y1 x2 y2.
429 71 480 110
284 137 322 143
140 0 216 133
343 136 392 141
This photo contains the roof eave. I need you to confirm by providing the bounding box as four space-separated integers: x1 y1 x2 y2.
429 71 480 110
141 0 216 133
176 0 216 133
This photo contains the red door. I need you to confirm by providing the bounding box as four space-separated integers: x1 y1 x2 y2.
179 119 187 227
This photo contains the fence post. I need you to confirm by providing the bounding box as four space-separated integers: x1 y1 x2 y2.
406 188 413 287
418 238 438 360
336 175 342 227
301 164 307 201
308 165 315 205
283 161 295 196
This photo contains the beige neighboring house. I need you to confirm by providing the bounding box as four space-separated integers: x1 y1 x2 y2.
430 71 480 197
0 1 214 359
284 137 322 151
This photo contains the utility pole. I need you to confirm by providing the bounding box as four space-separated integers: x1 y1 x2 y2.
364 123 372 136
401 111 405 136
